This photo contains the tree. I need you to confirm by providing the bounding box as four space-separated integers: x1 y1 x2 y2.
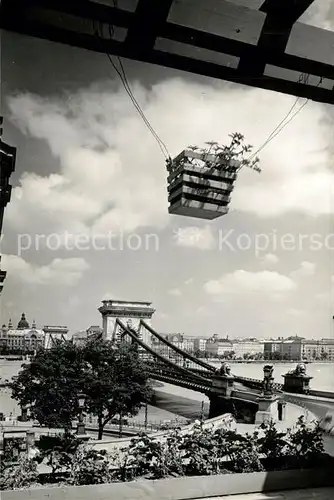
272 351 282 360
11 341 84 432
83 340 153 439
10 340 153 439
254 352 263 361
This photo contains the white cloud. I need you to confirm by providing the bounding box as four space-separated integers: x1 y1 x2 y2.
5 78 332 240
291 261 316 278
300 0 334 29
185 278 194 285
174 225 215 250
287 308 304 317
68 296 81 308
101 292 114 301
156 312 169 320
315 292 330 303
204 270 297 299
168 288 182 296
196 306 210 316
2 255 89 286
262 253 279 265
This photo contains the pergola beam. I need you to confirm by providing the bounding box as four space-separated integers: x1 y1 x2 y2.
124 0 174 52
1 0 334 104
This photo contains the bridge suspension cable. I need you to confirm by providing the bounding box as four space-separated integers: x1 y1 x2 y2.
139 320 217 373
116 319 211 385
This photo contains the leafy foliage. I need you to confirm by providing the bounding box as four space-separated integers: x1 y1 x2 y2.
83 340 153 439
0 418 329 490
286 416 325 467
181 424 228 475
0 456 38 490
66 447 114 486
168 133 261 173
225 431 264 474
36 433 82 480
10 342 85 430
257 420 288 461
123 430 185 480
121 418 327 479
10 340 153 439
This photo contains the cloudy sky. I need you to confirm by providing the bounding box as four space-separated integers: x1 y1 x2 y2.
0 1 333 339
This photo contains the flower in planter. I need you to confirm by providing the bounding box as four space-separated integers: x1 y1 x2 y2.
167 133 261 219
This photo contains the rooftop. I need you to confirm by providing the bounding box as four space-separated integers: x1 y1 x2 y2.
101 299 153 306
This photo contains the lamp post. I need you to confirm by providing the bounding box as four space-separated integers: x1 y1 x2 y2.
20 404 28 422
262 364 274 397
77 393 86 435
144 402 148 430
200 400 205 422
255 364 278 425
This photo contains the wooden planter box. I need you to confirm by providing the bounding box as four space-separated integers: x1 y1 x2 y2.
167 149 238 220
2 464 334 500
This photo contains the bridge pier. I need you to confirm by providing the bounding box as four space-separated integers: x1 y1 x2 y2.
209 370 258 423
282 363 312 394
209 370 235 419
209 395 258 423
255 395 279 424
209 395 234 419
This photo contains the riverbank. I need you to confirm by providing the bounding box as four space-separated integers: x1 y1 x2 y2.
200 359 334 365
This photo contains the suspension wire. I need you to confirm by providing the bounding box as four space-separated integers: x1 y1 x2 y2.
96 7 324 168
94 11 170 160
257 74 308 145
110 53 170 159
248 74 323 161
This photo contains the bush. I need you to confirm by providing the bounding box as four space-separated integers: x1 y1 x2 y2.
36 433 82 480
257 420 288 461
0 417 330 490
0 456 38 490
123 430 185 480
66 447 114 486
226 431 264 473
181 425 233 476
181 425 221 476
285 416 325 468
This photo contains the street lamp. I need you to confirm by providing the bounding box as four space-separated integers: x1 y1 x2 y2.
77 393 86 435
262 364 274 397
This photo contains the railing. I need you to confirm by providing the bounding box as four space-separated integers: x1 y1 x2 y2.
234 375 283 392
145 366 211 393
83 416 189 433
308 389 334 400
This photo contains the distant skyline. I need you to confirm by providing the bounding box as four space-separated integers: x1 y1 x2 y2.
0 1 333 339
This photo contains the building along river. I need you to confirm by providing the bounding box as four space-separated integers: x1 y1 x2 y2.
1 360 334 422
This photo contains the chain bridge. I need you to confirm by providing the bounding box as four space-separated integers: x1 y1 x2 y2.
116 319 334 424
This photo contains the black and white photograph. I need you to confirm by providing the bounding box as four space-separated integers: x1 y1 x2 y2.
0 1 333 499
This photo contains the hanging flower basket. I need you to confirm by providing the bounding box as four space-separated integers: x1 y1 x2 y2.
167 134 260 220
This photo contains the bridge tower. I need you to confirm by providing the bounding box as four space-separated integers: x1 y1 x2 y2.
98 299 155 345
43 325 69 349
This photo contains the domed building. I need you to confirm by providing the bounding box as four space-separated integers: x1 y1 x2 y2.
0 313 44 353
0 313 69 353
17 312 30 330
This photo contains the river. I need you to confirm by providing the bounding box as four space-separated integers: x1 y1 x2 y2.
1 360 334 420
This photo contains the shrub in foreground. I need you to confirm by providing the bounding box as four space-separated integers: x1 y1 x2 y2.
0 416 330 490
